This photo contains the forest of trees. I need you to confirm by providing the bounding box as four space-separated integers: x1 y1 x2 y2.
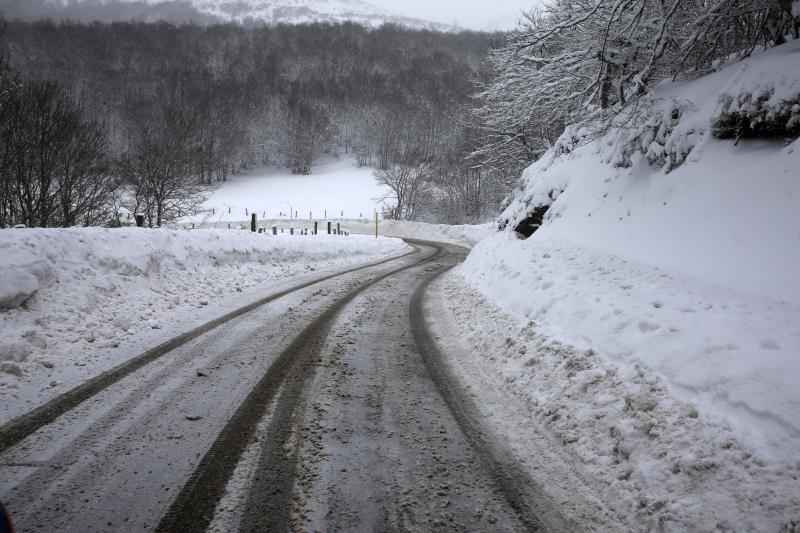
0 19 503 227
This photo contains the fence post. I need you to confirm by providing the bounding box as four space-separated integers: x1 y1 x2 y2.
314 221 318 235
290 228 294 235
375 211 378 238
272 225 277 235
135 214 145 228
337 223 340 235
251 213 257 232
327 221 331 235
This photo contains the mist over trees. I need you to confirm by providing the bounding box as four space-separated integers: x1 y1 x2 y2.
1 0 221 25
0 19 504 227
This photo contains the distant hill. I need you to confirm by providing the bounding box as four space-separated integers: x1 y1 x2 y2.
1 0 461 31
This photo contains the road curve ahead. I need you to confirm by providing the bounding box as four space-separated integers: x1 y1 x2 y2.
1 240 550 532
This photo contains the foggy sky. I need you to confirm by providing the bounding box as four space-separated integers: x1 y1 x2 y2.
370 0 537 31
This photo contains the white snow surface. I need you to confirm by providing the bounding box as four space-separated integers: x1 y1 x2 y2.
188 158 390 225
460 41 800 468
0 227 407 425
434 273 800 531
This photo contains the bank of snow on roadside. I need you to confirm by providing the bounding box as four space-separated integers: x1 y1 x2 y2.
0 227 407 424
453 39 800 529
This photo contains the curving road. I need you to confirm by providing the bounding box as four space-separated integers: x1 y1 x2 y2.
0 240 558 532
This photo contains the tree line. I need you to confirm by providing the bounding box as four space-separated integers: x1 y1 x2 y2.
0 20 505 227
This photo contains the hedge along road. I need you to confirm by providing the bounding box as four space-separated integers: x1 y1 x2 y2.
0 240 560 532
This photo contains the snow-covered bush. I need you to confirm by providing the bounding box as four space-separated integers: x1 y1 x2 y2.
712 90 800 140
609 98 704 172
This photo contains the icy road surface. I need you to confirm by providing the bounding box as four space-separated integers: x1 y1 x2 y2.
0 241 562 532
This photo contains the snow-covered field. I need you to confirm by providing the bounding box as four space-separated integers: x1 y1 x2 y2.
0 227 408 425
188 157 390 226
447 39 800 528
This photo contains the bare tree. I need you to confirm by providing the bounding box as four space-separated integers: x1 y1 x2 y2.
120 100 208 227
375 164 431 221
0 77 115 227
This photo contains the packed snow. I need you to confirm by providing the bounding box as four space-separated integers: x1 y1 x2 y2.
449 39 800 528
0 227 408 424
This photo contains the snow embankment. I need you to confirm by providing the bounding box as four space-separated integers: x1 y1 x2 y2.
0 227 407 424
452 40 800 528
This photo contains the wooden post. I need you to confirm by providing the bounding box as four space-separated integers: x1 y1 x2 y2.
251 213 257 232
272 225 277 235
374 211 378 238
324 209 327 219
314 221 318 235
309 211 312 220
135 214 145 228
337 223 340 235
290 228 294 235
327 221 331 234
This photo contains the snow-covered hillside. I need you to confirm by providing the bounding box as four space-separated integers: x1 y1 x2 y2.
47 0 458 30
449 39 800 528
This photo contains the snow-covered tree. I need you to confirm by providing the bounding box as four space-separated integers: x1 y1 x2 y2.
470 0 799 178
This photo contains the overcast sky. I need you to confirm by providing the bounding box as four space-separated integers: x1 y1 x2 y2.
369 0 537 31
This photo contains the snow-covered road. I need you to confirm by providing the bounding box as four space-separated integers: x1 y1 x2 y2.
0 240 559 532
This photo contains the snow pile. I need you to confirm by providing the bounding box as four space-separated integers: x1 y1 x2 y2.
435 277 800 530
453 40 800 527
0 227 407 423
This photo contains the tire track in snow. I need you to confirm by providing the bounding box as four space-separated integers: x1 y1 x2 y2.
0 247 416 455
156 242 445 532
